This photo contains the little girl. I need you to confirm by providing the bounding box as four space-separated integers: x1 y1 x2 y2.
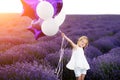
61 33 90 80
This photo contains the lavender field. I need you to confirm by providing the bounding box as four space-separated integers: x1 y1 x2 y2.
0 13 120 80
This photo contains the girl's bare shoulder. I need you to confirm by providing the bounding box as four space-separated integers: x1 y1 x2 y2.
73 44 78 49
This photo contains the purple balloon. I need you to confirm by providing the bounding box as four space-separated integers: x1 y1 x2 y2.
52 1 63 17
27 19 45 40
28 26 45 40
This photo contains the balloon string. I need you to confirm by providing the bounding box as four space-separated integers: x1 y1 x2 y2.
55 34 64 80
59 30 62 33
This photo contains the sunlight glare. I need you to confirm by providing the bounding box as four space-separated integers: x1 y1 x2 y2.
0 0 23 13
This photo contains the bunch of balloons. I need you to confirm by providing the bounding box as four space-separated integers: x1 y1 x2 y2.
21 0 66 40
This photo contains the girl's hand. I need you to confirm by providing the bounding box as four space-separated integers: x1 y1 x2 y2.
61 32 65 38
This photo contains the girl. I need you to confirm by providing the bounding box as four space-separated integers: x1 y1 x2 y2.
61 33 90 80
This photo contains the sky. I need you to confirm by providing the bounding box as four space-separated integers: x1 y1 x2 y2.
0 0 120 14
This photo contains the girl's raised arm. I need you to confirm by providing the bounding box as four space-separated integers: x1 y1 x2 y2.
62 33 76 48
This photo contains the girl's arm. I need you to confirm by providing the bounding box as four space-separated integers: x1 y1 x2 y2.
62 33 76 48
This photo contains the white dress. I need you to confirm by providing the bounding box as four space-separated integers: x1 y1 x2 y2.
66 46 90 70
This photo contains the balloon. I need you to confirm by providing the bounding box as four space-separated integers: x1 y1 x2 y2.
54 10 66 27
41 18 59 36
28 26 45 40
20 0 40 19
36 1 54 20
31 18 43 29
27 19 45 40
52 1 63 17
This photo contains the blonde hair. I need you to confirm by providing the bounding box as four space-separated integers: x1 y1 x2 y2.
78 36 89 47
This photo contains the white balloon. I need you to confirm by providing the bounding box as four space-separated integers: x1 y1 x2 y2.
36 1 54 20
54 11 66 27
41 18 59 36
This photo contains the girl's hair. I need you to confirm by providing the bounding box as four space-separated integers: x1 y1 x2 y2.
78 36 89 48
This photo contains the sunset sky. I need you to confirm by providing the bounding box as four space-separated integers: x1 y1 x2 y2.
0 0 120 14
